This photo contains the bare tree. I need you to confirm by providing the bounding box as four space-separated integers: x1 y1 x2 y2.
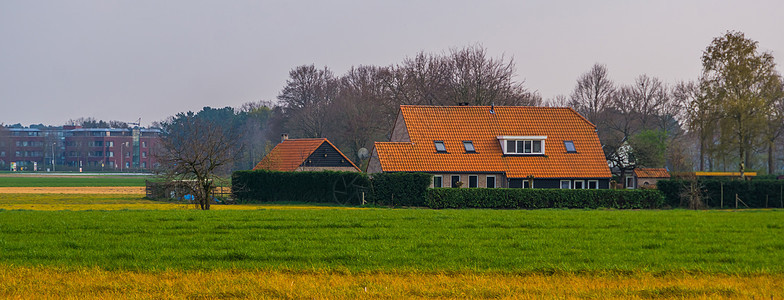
569 64 615 125
545 94 570 107
277 65 338 138
156 114 241 210
332 65 393 163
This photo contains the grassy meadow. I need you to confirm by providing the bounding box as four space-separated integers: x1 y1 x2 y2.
1 208 783 273
1 174 783 298
0 175 148 187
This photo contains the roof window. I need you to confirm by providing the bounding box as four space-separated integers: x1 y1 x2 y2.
434 141 447 153
564 141 576 153
463 141 475 153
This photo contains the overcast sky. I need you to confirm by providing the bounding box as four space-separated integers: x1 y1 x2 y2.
1 0 782 127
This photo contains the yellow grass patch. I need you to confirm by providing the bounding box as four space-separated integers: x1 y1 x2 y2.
1 267 781 299
0 193 364 211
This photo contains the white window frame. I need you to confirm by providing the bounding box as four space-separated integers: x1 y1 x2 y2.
498 136 546 155
560 180 572 189
574 180 585 189
588 180 599 189
468 175 478 188
433 175 443 188
626 176 635 189
486 175 496 188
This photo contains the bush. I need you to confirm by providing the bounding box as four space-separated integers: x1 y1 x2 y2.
425 188 665 209
370 172 432 206
656 179 784 208
232 170 370 205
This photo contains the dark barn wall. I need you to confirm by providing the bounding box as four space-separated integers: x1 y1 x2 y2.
301 142 356 168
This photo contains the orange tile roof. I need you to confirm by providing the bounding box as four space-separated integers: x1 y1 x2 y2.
253 138 359 172
374 105 612 179
634 168 670 178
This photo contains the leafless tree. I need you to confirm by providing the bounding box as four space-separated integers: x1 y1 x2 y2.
277 65 338 138
332 65 393 163
156 114 241 210
545 94 570 107
569 64 615 125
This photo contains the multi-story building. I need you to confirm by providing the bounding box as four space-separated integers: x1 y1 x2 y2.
0 125 161 172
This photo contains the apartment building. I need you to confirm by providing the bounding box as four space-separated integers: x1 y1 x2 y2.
0 126 161 171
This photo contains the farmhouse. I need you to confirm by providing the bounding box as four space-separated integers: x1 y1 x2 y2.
367 105 612 188
253 135 360 172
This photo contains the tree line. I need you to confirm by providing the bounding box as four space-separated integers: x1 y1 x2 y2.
157 31 783 186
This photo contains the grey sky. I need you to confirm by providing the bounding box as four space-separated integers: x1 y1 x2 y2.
1 1 782 127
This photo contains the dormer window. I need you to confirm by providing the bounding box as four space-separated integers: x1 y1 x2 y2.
498 136 546 155
564 141 576 153
463 141 475 153
434 141 447 153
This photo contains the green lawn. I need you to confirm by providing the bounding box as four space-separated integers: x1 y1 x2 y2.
0 208 782 273
0 176 149 187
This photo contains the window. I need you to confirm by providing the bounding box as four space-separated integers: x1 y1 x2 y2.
560 180 571 189
626 176 635 189
125 162 130 168
486 175 496 188
500 136 546 155
588 180 599 189
107 141 114 147
433 175 443 188
506 140 516 153
142 152 147 158
574 180 585 189
142 162 147 168
434 141 447 153
523 180 531 188
564 141 576 153
463 141 475 153
106 151 114 157
451 175 461 188
468 175 478 188
142 141 147 148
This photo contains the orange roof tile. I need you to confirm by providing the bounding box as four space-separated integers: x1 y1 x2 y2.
374 105 612 179
253 138 359 172
634 168 670 178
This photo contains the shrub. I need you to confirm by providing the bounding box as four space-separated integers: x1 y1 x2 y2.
425 188 665 209
232 170 370 205
370 172 432 206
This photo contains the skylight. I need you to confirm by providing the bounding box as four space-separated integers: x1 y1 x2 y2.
564 141 576 153
463 141 475 153
434 141 447 152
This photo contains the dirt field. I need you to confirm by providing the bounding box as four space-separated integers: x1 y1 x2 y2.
0 187 145 194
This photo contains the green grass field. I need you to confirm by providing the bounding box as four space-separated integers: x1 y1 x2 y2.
0 176 149 187
1 208 782 273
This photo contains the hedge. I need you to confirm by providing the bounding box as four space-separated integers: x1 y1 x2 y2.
658 179 784 208
370 172 432 206
425 188 665 209
232 170 371 205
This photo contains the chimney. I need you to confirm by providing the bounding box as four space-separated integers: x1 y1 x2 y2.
281 133 288 143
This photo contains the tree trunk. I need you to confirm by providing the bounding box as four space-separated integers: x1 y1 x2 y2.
769 140 775 175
